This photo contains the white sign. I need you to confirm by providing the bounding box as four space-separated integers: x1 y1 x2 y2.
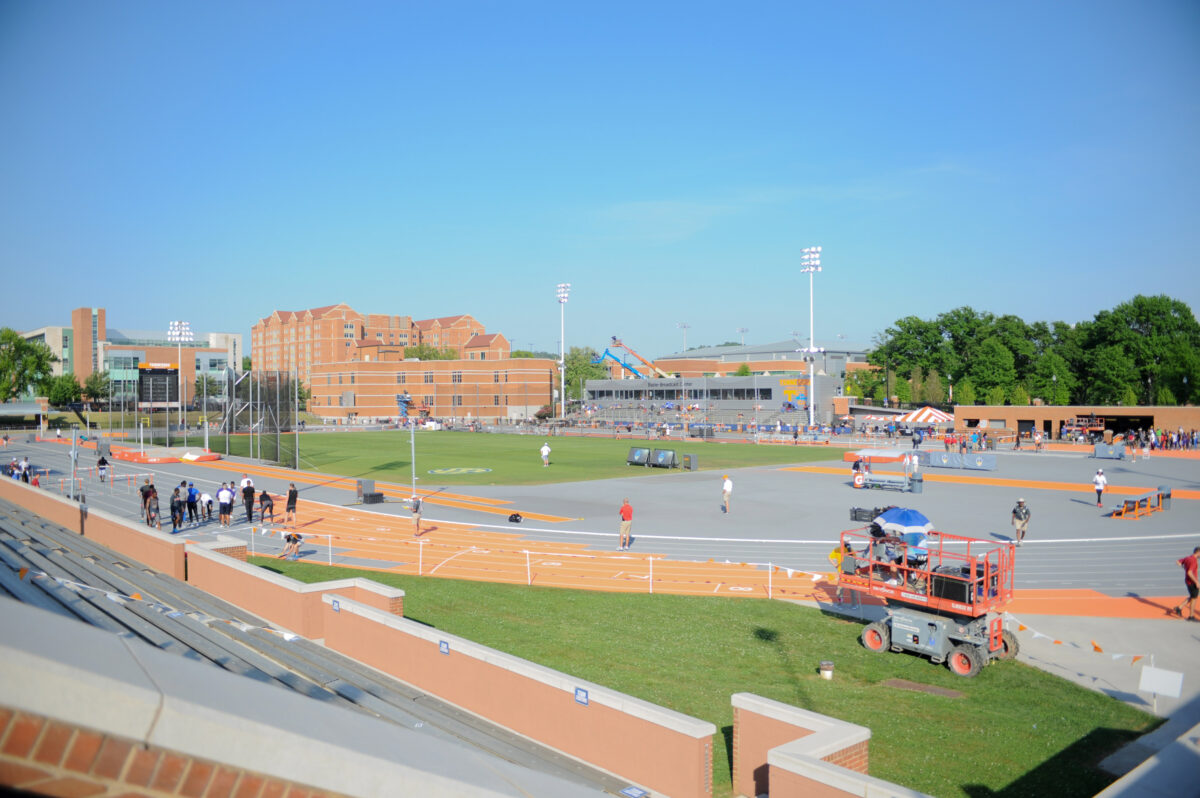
1138 666 1183 698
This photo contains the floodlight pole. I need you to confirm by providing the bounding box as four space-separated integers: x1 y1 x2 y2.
167 320 193 440
557 283 571 419
798 247 823 429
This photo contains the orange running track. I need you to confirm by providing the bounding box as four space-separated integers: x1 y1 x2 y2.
205 459 1188 620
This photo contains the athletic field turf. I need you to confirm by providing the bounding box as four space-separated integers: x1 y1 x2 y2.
256 560 1157 798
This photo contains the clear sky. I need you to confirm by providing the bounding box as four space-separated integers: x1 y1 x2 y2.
1 1 1197 359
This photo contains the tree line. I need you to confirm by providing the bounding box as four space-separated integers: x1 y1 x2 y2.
847 295 1199 407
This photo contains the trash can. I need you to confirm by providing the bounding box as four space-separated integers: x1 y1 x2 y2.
682 453 698 471
909 474 924 494
1159 485 1171 510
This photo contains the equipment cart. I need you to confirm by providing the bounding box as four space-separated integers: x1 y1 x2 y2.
841 528 1018 677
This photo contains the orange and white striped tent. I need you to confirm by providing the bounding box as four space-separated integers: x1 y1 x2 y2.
894 406 955 425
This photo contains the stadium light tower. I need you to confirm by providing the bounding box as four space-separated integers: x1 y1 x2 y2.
798 247 824 428
677 322 691 352
557 283 570 419
737 327 749 346
167 320 193 433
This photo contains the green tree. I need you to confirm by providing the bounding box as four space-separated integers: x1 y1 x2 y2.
564 347 607 400
893 374 912 404
968 337 1017 394
1155 385 1177 406
83 371 111 404
194 374 221 399
1083 345 1137 404
1086 295 1200 404
923 370 945 404
955 377 976 406
870 316 945 375
909 368 924 403
844 368 883 401
1008 384 1031 405
984 385 1006 405
0 328 57 402
43 374 82 406
241 355 252 370
1120 385 1139 406
1027 351 1075 405
403 344 458 361
733 363 752 377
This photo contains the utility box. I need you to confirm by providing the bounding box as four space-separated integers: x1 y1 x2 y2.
1159 485 1172 510
363 492 384 504
357 479 375 501
682 453 698 471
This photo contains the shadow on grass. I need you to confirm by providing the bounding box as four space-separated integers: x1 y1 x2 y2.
961 726 1153 798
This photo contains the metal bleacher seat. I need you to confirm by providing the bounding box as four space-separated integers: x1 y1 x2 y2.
0 497 625 793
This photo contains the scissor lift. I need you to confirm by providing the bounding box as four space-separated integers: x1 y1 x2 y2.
840 529 1018 677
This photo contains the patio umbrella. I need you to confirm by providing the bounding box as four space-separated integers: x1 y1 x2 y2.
873 507 934 537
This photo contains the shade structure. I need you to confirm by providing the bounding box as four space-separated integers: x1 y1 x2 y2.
873 507 934 537
894 406 955 425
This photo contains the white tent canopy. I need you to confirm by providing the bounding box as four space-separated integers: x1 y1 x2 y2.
894 406 955 425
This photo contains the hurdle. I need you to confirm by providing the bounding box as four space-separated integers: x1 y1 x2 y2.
249 526 333 566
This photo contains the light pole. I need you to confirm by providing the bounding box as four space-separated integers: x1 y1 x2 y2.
798 246 823 428
677 322 690 352
556 283 570 419
167 320 193 436
737 327 748 346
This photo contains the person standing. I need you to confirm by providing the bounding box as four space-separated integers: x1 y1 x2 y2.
139 478 154 524
146 487 161 529
186 482 200 526
285 483 299 524
721 474 733 514
1011 498 1031 546
96 455 109 483
540 441 551 467
169 488 184 533
410 495 422 536
1169 546 1199 620
1092 469 1107 507
216 482 233 527
242 478 257 523
617 498 633 551
829 542 859 607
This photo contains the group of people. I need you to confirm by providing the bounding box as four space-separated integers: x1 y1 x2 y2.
135 473 299 540
6 456 35 485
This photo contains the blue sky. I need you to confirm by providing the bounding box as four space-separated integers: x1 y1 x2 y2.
1 0 1197 359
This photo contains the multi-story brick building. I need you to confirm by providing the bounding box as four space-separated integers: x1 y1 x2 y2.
308 358 554 422
21 307 241 406
251 305 496 384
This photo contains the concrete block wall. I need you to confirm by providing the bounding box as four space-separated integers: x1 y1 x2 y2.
322 594 716 798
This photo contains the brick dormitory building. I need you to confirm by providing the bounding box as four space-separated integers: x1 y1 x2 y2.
252 304 554 422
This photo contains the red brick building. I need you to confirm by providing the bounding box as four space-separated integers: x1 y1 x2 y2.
308 358 554 422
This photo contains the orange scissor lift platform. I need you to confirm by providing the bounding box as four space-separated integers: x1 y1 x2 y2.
839 529 1017 676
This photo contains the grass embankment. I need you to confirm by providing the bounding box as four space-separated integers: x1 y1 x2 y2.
208 429 842 486
254 559 1157 798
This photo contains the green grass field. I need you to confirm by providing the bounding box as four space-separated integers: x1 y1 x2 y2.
209 429 844 486
252 559 1156 798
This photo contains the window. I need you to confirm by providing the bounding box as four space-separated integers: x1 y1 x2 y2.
451 371 463 384
396 373 405 384
493 371 500 383
452 395 463 407
350 375 355 384
493 395 500 406
424 372 433 384
480 352 487 360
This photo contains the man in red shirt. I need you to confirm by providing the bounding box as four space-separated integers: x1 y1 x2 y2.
618 498 633 551
1170 546 1199 620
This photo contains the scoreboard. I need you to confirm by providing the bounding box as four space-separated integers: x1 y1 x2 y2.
138 363 179 409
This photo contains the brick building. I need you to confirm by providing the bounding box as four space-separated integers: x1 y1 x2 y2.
21 307 241 406
251 305 497 385
308 358 554 423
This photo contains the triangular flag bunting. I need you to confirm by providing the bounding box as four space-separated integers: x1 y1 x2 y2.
130 593 142 601
1131 655 1144 665
18 567 28 580
1052 640 1062 645
1091 640 1103 653
1018 624 1027 631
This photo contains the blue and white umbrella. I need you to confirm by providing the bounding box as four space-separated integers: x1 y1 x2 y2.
872 507 934 537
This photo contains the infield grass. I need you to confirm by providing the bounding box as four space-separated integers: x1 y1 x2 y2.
208 429 843 486
254 559 1157 798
